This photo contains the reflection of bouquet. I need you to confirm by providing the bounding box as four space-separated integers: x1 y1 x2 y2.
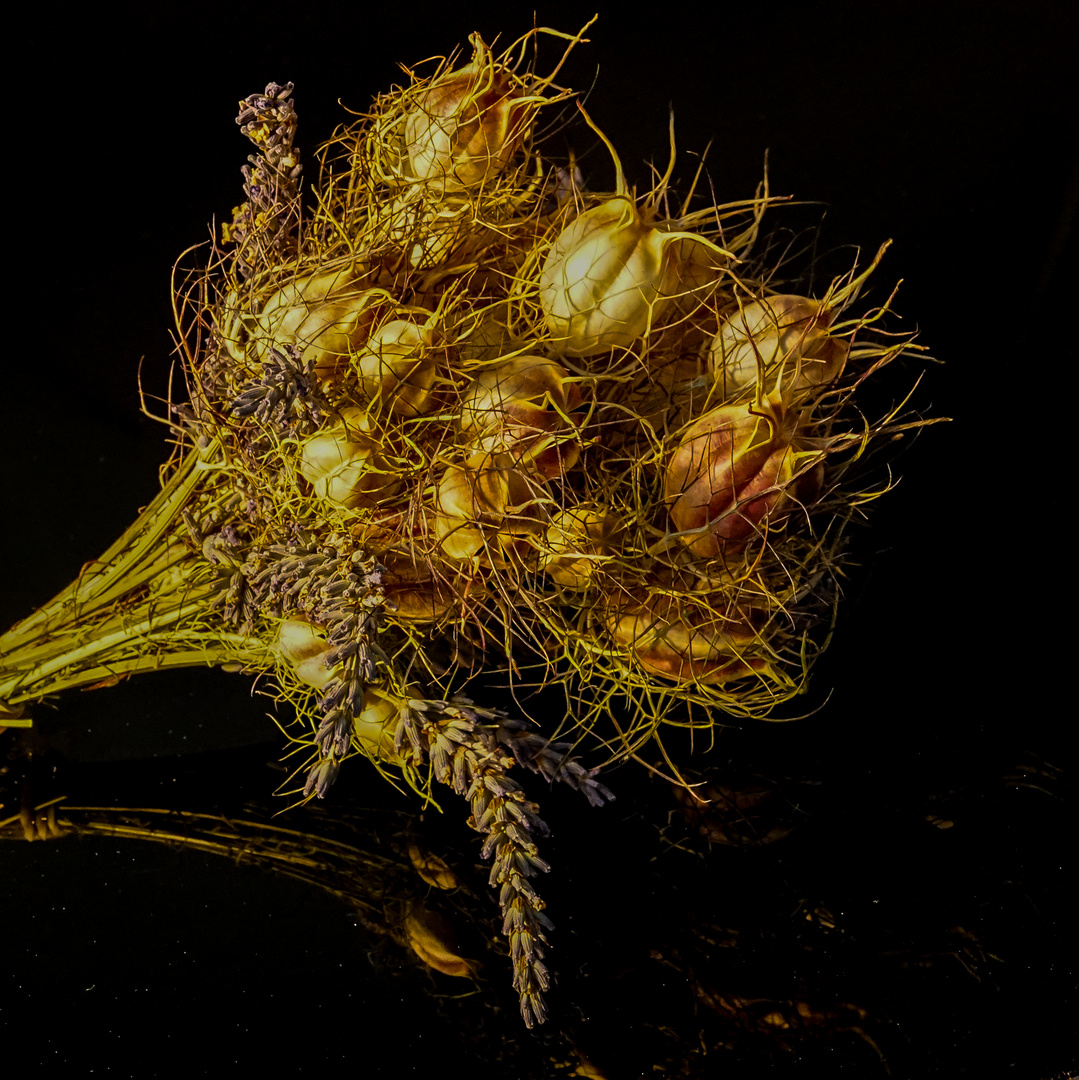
0 23 935 1024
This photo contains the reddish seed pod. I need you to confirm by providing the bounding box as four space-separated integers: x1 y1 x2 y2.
460 355 582 478
404 34 531 191
603 588 770 685
664 395 803 556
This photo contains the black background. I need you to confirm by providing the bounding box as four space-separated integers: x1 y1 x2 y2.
2 1 1075 1075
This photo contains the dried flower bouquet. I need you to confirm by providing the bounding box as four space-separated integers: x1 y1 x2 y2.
0 20 936 1025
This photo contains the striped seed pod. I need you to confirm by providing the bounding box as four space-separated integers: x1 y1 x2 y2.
298 408 401 510
664 394 810 556
603 589 769 685
255 266 386 382
539 197 683 356
354 318 440 418
434 450 549 562
403 34 532 191
708 295 845 401
540 505 621 589
459 355 582 478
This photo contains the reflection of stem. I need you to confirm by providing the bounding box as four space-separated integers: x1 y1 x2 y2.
0 800 404 925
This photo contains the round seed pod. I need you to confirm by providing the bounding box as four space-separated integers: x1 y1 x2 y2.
539 197 678 356
664 396 802 557
378 192 470 267
381 560 460 624
602 589 770 685
537 106 726 359
434 451 549 562
403 34 531 191
540 505 621 589
275 618 337 689
354 318 440 418
256 266 387 381
708 295 835 401
354 687 406 763
298 408 401 510
459 355 582 478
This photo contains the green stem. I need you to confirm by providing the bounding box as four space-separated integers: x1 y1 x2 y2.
0 582 274 705
2 444 217 650
0 439 278 715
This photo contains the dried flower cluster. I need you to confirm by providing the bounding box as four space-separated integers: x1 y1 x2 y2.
1 21 934 1023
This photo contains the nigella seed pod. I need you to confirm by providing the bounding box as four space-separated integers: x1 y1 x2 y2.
253 266 385 382
538 196 729 357
354 688 409 763
275 618 337 689
434 450 549 562
540 504 622 588
602 588 771 685
459 356 582 478
538 113 727 357
298 408 401 510
708 295 840 401
354 318 440 418
664 394 811 556
539 197 677 356
403 34 532 191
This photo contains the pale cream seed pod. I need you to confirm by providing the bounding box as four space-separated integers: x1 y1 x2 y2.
434 451 549 561
255 266 387 380
539 197 676 356
353 687 406 763
538 110 728 357
275 619 338 689
403 34 532 192
377 192 470 268
298 408 401 510
708 295 837 401
354 318 439 418
540 505 621 589
539 191 730 358
459 355 582 478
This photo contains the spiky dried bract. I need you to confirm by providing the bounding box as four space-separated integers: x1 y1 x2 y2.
0 22 938 1024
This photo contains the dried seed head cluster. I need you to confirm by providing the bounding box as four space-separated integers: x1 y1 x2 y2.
1 21 936 1025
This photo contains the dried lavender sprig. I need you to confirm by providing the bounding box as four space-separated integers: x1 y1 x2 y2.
494 716 615 808
393 697 566 1028
230 344 328 438
224 81 302 278
277 547 389 800
439 699 615 808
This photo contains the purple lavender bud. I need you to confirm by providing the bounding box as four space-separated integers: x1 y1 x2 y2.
319 681 347 713
315 758 340 799
332 721 352 757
